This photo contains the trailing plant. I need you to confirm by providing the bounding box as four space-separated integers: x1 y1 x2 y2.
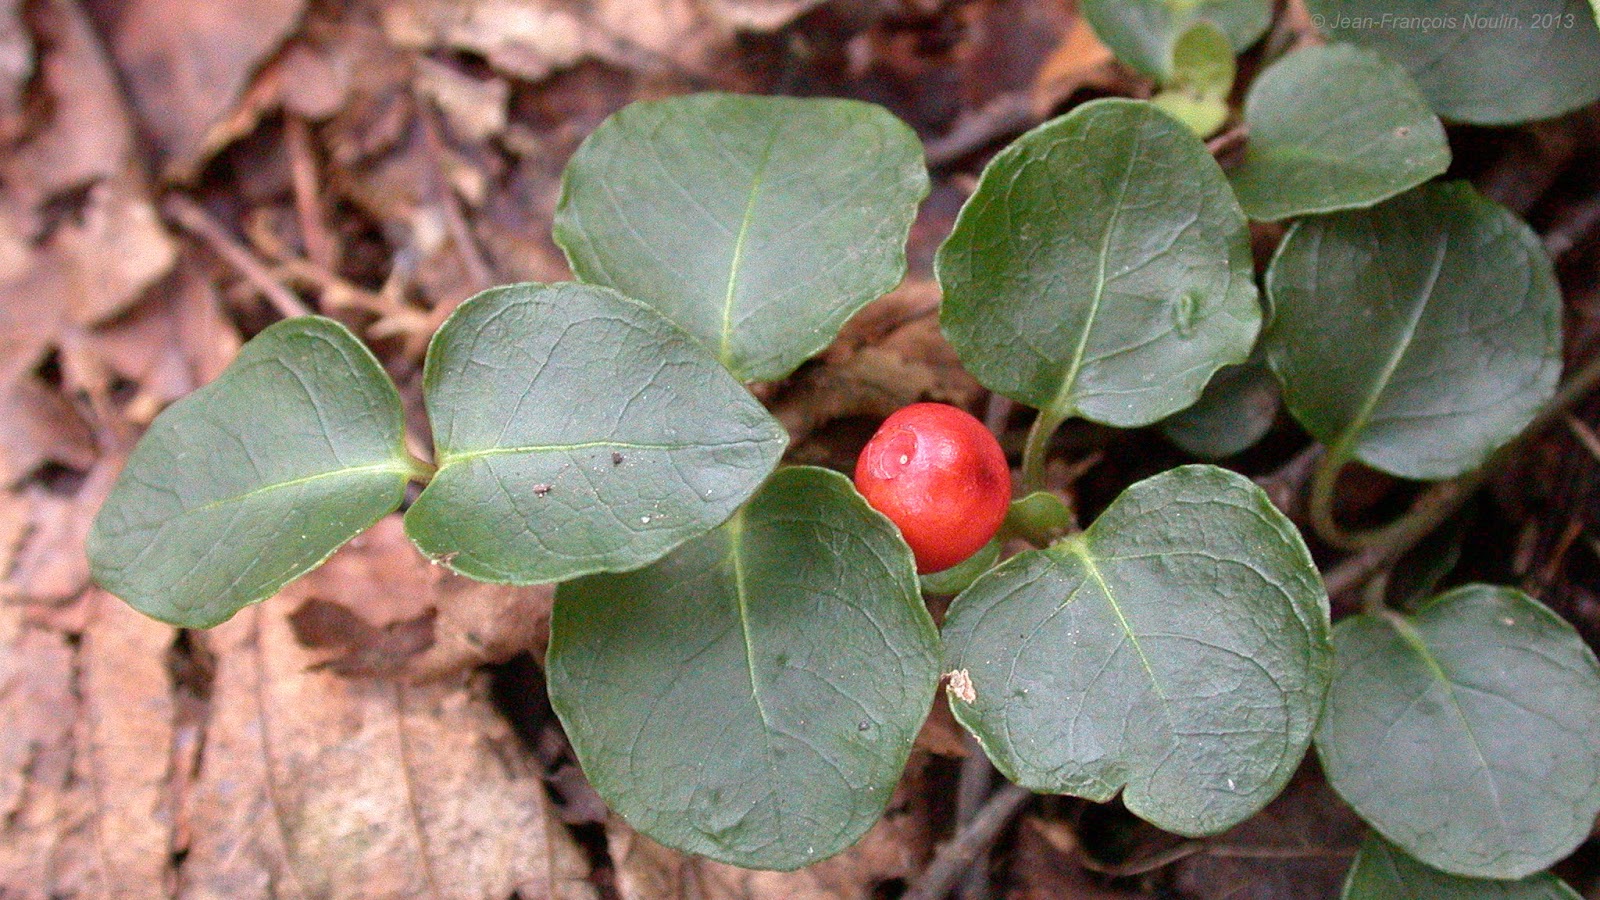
89 6 1600 895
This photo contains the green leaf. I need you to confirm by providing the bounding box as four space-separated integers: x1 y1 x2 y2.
404 283 788 584
938 99 1260 429
87 317 412 629
552 93 929 383
1160 354 1280 458
1343 833 1583 900
1264 182 1561 481
1228 43 1450 222
1305 0 1600 125
942 465 1330 836
547 466 938 870
1083 0 1271 80
1151 21 1237 138
1315 586 1600 880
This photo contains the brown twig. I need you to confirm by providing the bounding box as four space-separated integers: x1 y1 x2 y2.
925 91 1037 169
415 99 495 292
903 784 1032 900
1318 339 1600 599
164 194 313 320
284 115 337 273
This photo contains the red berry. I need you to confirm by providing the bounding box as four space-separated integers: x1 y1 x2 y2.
854 403 1012 574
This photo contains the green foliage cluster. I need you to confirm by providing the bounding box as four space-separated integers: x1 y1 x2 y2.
88 1 1600 893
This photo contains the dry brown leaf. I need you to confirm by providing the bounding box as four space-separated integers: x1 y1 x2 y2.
280 515 550 679
1030 16 1122 116
0 375 96 487
414 57 510 142
0 602 93 897
97 0 307 180
52 177 179 327
1 454 118 606
180 604 592 900
77 590 179 897
1009 816 1149 900
771 279 984 448
0 0 30 144
4 0 132 214
1171 774 1362 900
700 0 824 31
382 0 730 81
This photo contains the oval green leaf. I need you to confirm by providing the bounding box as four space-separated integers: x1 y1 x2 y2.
1229 43 1450 222
404 282 788 584
1306 0 1600 125
938 99 1260 429
1160 354 1281 459
942 464 1330 836
1083 0 1271 80
1315 586 1600 880
547 466 938 871
552 92 929 383
1343 833 1583 900
88 317 412 628
1151 21 1237 138
1264 182 1561 481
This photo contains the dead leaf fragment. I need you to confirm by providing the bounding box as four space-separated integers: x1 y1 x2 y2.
53 178 178 326
98 0 308 179
181 605 593 900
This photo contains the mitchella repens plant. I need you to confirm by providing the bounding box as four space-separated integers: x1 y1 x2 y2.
88 4 1600 892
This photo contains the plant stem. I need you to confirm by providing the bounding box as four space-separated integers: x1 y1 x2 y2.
1317 338 1600 596
405 453 437 484
903 783 1032 900
1019 409 1065 494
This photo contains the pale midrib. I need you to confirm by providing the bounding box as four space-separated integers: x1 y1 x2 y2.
1381 611 1512 833
439 439 701 467
163 461 409 520
727 509 775 730
718 129 782 370
1071 542 1171 710
1331 234 1449 463
1051 122 1145 418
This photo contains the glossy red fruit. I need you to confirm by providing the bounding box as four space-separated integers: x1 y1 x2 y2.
854 403 1012 574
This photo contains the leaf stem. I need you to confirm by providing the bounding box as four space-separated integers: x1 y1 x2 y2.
405 453 437 484
1019 409 1066 494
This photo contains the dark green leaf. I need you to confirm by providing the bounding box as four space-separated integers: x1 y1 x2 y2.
88 317 412 628
1229 43 1450 222
942 465 1330 835
547 466 938 870
1083 0 1271 80
1343 833 1582 900
1160 355 1280 459
1264 182 1561 480
405 283 787 584
1315 586 1600 879
553 93 929 383
938 99 1260 429
1151 21 1236 138
1306 0 1600 124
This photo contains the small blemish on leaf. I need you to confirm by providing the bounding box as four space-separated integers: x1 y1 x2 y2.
1395 126 1411 137
945 668 977 704
612 452 625 466
533 484 551 497
1173 291 1197 337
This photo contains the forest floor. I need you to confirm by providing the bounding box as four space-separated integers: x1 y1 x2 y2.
2 0 1598 897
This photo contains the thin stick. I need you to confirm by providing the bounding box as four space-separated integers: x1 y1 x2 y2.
903 784 1032 900
1318 340 1600 598
284 115 337 272
164 195 313 320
